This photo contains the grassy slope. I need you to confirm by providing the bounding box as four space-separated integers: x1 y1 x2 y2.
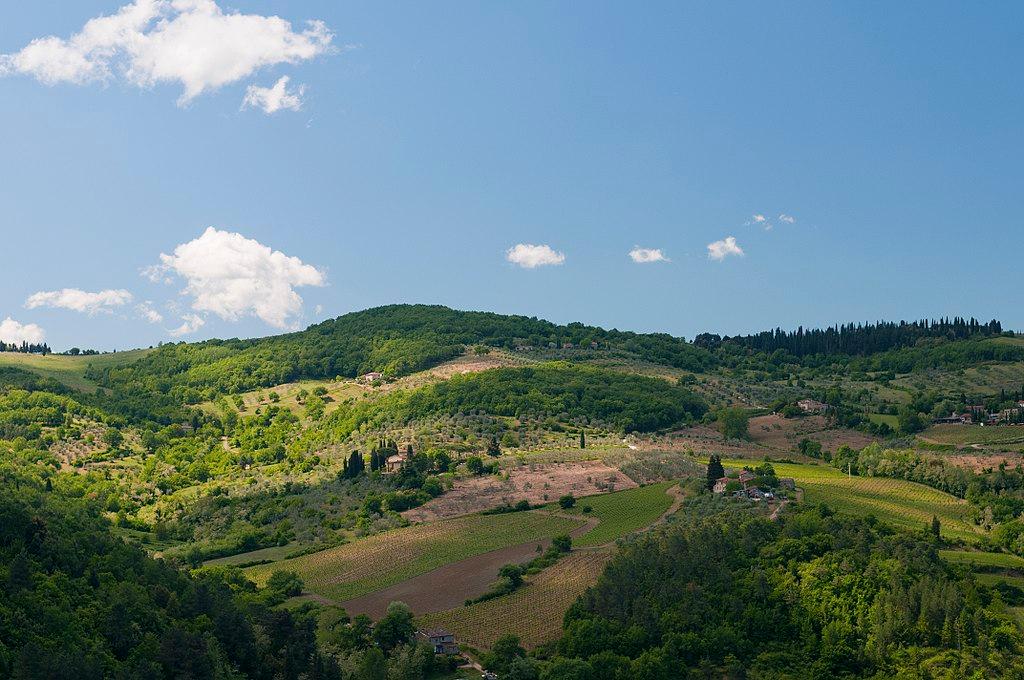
920 424 1024 447
565 482 676 547
939 550 1024 570
0 349 152 392
246 511 583 601
719 459 981 542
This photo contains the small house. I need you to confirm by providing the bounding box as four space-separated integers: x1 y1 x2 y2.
738 470 756 488
712 477 730 494
359 371 383 384
416 628 459 655
385 453 407 474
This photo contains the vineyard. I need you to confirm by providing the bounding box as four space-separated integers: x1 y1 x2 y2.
939 550 1024 570
919 424 1024 447
720 459 982 542
416 549 612 650
246 511 582 601
567 481 677 547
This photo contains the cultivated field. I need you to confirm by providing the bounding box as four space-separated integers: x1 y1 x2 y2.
920 424 1024 447
719 459 981 542
416 549 612 651
940 550 1024 570
402 460 636 522
246 511 582 601
566 481 677 547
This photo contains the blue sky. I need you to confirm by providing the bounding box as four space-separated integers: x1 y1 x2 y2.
1 1 1022 351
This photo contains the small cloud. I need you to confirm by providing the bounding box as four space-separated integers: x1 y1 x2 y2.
506 243 566 269
707 236 744 261
778 213 796 224
752 214 767 224
25 288 132 314
169 314 205 337
149 226 326 329
136 302 164 324
242 76 306 114
628 247 669 264
0 317 46 344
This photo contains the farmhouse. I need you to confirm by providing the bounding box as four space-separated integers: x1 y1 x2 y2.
415 628 459 655
385 453 407 474
738 470 756 488
712 477 730 494
797 399 830 414
359 371 383 384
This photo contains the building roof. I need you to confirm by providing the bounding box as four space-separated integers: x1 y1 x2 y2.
386 454 406 464
417 627 453 639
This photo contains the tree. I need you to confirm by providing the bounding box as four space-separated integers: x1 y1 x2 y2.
580 431 586 449
482 634 526 675
102 428 124 450
552 534 572 553
372 602 415 651
706 454 725 490
487 436 501 457
931 515 942 541
499 563 524 589
466 456 484 475
558 494 576 510
716 408 750 440
267 570 304 597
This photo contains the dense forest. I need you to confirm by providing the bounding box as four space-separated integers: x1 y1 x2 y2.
0 340 50 354
536 499 1023 679
697 317 1005 357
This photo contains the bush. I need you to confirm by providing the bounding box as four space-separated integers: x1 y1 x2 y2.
558 494 576 509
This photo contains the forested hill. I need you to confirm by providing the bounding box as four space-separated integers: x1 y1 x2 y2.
696 317 1005 357
84 304 715 401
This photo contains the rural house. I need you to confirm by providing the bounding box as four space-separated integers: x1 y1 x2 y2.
713 477 730 494
738 470 756 488
385 453 407 474
416 628 459 655
359 371 383 384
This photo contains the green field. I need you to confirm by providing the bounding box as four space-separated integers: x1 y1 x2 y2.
920 424 1024 447
939 550 1024 570
976 573 1024 589
567 482 676 547
719 459 981 542
868 413 899 429
246 511 583 601
0 349 151 392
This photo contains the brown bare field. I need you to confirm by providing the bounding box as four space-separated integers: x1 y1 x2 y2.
403 460 636 522
666 414 875 459
946 452 1024 472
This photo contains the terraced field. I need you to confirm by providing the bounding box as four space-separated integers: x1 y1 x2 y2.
719 459 981 542
417 549 612 651
567 482 677 547
246 511 582 601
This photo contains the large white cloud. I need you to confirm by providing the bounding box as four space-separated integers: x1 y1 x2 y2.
0 0 334 106
25 288 133 314
0 318 46 344
628 247 669 264
148 226 326 329
707 236 744 261
506 243 565 269
242 75 305 114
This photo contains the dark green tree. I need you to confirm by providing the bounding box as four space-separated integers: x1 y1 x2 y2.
706 454 725 490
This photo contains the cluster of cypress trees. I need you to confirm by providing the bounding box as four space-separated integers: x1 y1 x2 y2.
0 340 50 354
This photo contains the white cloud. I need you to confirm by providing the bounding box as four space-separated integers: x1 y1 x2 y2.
169 313 205 337
136 302 164 323
505 243 565 269
1 0 334 105
150 226 326 329
628 247 669 264
707 236 744 261
25 288 133 315
242 75 305 114
778 213 796 224
0 318 46 344
752 214 767 224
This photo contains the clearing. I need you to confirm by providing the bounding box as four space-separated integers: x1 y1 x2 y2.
0 349 151 392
